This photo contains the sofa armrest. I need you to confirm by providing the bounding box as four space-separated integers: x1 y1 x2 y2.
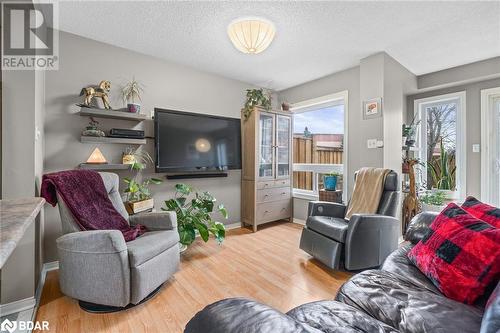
185 298 320 333
308 201 346 218
129 211 177 231
56 230 130 307
56 230 127 253
344 214 400 270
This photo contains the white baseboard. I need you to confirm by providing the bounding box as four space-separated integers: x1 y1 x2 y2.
292 218 306 225
0 297 36 317
224 222 242 230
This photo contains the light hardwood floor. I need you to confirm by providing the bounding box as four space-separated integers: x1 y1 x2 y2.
35 222 351 333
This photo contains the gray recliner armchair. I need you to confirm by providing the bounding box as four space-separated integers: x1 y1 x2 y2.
55 172 180 311
299 171 399 270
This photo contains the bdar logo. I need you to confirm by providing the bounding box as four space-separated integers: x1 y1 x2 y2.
0 319 17 333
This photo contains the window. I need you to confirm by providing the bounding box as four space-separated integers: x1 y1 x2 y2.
291 91 348 200
414 92 466 200
481 87 500 206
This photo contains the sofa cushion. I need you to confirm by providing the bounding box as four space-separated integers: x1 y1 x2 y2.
306 216 348 242
408 203 500 304
381 244 440 295
462 196 500 228
335 269 484 333
287 300 398 333
127 230 178 267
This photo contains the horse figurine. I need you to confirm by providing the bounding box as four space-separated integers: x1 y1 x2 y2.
80 80 112 109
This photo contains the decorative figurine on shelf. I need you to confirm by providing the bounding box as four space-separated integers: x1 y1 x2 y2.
402 158 420 234
79 80 112 109
82 117 105 137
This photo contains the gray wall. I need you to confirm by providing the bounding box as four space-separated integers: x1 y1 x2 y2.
1 68 44 304
407 77 500 198
43 31 253 262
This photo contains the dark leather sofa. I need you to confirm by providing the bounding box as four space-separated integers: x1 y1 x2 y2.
185 212 500 333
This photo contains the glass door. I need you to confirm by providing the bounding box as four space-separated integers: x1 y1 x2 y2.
276 115 291 178
259 113 275 179
482 93 500 206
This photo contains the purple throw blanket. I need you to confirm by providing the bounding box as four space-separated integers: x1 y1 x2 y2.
41 170 146 241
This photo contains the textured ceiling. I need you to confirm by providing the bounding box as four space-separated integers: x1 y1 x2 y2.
57 1 500 90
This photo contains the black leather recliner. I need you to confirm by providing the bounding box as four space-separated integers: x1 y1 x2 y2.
299 170 400 270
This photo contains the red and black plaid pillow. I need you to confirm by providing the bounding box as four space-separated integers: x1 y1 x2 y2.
462 196 500 228
408 203 500 304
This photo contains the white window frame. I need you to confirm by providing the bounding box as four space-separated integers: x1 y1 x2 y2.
290 90 349 201
480 87 500 205
413 91 467 201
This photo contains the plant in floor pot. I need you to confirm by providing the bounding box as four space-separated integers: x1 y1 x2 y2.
427 140 457 200
122 150 163 214
163 184 228 252
122 77 144 113
323 171 341 191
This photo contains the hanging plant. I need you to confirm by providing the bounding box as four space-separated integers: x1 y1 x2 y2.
242 89 272 120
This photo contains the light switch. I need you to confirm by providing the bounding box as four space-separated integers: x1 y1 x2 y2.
367 139 377 149
472 144 480 153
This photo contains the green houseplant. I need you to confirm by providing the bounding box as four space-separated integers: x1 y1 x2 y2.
242 88 272 120
122 149 162 214
427 140 456 199
323 171 341 191
163 184 227 250
420 190 446 212
122 77 144 113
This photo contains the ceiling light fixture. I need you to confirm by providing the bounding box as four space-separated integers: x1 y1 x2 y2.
227 17 276 54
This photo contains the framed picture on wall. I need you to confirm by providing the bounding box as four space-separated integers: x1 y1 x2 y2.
362 98 382 119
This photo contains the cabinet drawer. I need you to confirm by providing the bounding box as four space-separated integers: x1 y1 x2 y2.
257 179 290 189
257 187 291 203
256 200 291 223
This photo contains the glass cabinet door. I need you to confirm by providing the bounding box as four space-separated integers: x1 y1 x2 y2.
259 113 274 179
276 115 291 178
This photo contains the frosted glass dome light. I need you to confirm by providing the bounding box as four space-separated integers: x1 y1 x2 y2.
227 18 276 54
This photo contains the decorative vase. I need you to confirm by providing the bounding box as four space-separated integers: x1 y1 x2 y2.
324 175 338 191
127 103 141 113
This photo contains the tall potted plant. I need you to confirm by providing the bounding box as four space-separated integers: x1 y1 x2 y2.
163 184 228 252
123 149 162 214
427 140 457 200
122 77 144 113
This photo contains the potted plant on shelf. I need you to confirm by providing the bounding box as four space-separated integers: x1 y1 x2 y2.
419 190 446 212
402 114 420 147
242 88 272 120
163 183 228 252
122 77 144 113
323 171 341 191
122 149 162 214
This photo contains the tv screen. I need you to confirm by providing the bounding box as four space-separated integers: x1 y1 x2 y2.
154 109 241 173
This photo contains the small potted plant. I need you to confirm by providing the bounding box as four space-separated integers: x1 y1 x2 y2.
242 88 272 120
122 150 162 214
122 77 144 113
163 183 228 252
323 171 341 191
420 190 446 212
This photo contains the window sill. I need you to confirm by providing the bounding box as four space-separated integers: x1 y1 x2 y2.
292 191 319 201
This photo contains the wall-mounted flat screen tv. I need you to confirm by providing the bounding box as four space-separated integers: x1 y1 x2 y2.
154 108 241 173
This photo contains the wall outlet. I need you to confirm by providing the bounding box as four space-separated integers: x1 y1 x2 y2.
367 139 378 149
472 144 480 153
376 140 384 148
